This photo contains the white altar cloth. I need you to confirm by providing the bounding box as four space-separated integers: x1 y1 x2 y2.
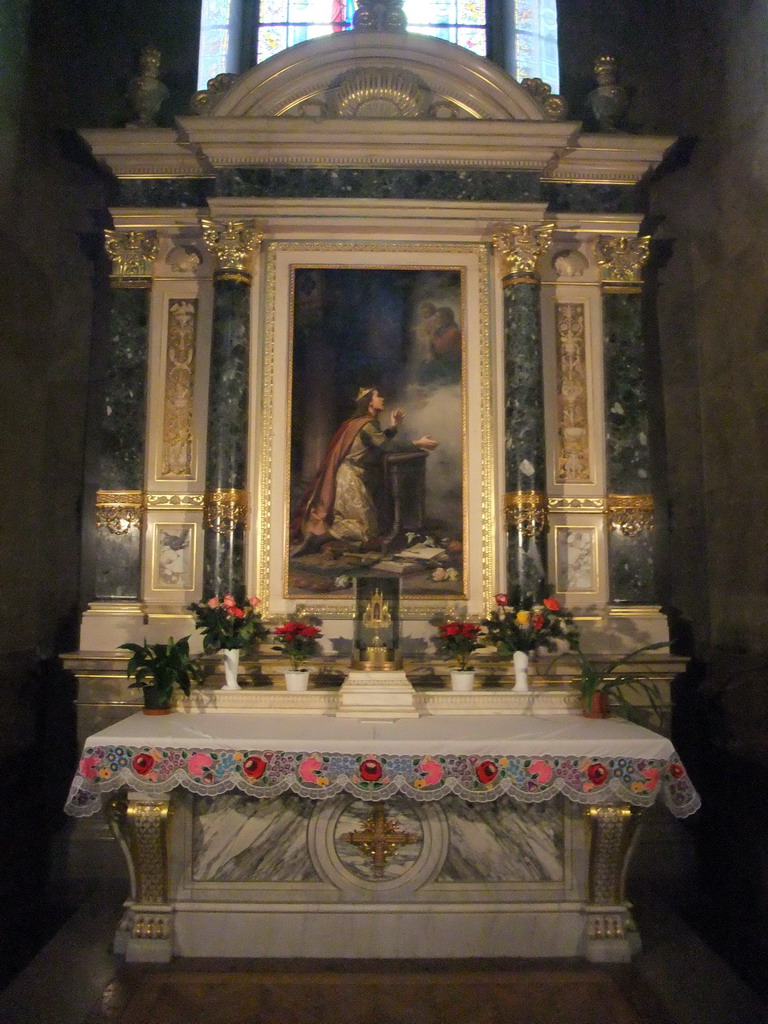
65 711 700 819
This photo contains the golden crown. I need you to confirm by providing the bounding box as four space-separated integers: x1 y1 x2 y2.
355 386 375 400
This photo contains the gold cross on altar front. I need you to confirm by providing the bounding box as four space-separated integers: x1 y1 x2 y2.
340 805 420 878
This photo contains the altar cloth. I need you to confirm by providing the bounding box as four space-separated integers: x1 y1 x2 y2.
64 711 700 819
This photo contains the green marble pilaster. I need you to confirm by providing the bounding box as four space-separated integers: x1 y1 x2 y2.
503 278 547 600
203 277 251 600
602 288 655 603
94 284 150 600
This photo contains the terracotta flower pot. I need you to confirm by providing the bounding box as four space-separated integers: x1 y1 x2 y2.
583 692 609 719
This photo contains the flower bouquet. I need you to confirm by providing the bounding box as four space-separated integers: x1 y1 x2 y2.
482 592 578 656
189 594 269 653
434 620 484 671
272 620 323 671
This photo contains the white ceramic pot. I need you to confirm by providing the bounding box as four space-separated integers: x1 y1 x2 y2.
285 669 310 692
450 669 475 692
221 648 241 690
512 650 530 693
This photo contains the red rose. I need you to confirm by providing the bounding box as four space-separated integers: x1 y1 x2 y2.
359 758 383 782
543 597 560 611
475 760 499 784
132 753 155 775
587 763 608 785
532 613 544 630
669 762 684 779
494 593 509 606
243 755 267 779
230 607 245 618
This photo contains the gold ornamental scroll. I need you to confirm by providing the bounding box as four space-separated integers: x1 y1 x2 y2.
607 494 654 537
595 235 650 290
200 219 261 284
96 490 144 535
504 491 548 538
494 223 554 284
204 488 249 534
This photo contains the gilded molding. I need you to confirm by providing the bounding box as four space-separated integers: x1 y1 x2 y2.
555 302 591 483
595 235 650 285
204 488 249 533
548 496 606 513
124 798 172 904
586 805 638 905
96 490 144 534
146 493 204 510
104 229 159 279
607 494 654 536
160 298 197 479
200 219 261 279
504 491 548 537
494 223 554 280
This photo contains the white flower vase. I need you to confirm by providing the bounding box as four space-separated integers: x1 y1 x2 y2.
285 669 310 692
512 650 530 693
450 669 475 692
222 648 241 690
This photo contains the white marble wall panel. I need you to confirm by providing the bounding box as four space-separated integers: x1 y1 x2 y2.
192 793 319 882
436 796 564 882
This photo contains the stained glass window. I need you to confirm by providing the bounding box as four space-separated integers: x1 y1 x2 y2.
197 0 558 95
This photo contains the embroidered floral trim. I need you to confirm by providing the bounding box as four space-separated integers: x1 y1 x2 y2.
64 745 700 819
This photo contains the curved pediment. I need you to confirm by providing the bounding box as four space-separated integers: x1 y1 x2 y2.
198 32 553 122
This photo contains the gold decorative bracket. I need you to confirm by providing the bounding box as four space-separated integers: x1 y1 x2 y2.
504 491 548 537
96 490 144 534
200 219 261 282
104 230 159 280
204 488 249 533
607 494 654 536
586 804 639 905
595 235 650 287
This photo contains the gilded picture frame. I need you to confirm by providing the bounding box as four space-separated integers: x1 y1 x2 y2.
253 242 496 619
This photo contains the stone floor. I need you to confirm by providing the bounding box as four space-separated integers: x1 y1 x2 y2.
1 811 768 1024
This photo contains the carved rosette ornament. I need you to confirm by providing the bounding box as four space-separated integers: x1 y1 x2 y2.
200 219 261 284
595 235 650 287
96 490 144 535
494 224 555 282
607 494 654 536
190 72 240 114
204 488 249 534
520 77 568 121
104 230 159 280
504 491 548 538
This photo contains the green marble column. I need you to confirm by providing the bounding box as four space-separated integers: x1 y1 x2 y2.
200 219 260 600
494 224 553 601
597 235 655 604
94 231 158 599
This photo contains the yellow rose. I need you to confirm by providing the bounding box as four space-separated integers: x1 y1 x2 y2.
515 610 530 626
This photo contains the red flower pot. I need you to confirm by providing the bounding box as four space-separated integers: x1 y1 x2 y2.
583 692 609 719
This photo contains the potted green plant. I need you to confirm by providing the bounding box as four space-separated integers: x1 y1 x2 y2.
118 635 203 714
557 641 669 722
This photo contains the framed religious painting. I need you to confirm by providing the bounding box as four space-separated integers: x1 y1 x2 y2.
253 242 498 619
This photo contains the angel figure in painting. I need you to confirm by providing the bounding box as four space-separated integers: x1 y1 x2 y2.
291 387 438 555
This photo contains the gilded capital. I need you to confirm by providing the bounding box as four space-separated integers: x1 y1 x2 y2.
104 230 159 279
96 490 144 534
200 219 261 281
504 491 548 537
607 494 654 536
595 235 650 285
494 224 554 280
204 488 249 533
